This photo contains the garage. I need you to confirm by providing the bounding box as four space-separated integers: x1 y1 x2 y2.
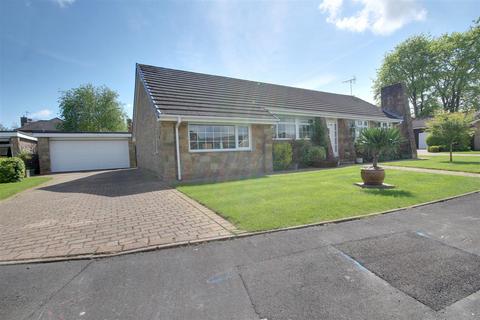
34 133 132 173
418 131 428 149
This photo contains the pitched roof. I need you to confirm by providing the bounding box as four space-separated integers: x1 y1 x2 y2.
17 118 63 132
137 64 399 122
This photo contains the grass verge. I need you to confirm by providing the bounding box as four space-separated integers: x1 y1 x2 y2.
0 177 52 201
385 156 480 173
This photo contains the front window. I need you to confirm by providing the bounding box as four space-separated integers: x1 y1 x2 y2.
380 122 391 129
298 119 313 139
188 124 250 151
354 120 369 139
275 117 296 139
274 117 312 140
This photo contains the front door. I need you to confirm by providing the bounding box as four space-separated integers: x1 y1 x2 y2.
326 119 338 157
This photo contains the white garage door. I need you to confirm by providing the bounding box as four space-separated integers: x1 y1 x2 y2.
50 139 130 173
418 132 428 149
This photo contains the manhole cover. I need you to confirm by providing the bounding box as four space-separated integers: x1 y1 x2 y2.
336 232 480 311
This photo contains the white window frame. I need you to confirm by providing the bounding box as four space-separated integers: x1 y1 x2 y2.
354 120 369 140
273 116 313 140
380 122 391 129
187 123 252 153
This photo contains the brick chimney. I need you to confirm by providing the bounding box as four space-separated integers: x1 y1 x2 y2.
20 116 32 127
381 83 417 159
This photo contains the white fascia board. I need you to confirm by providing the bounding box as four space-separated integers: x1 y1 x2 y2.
158 114 279 125
268 107 402 123
32 133 131 139
0 132 38 141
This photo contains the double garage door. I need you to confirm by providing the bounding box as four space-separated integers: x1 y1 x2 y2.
50 139 130 173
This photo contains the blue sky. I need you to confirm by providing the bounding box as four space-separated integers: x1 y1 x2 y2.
0 0 478 128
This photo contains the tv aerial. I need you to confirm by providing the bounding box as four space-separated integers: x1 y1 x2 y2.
343 76 356 96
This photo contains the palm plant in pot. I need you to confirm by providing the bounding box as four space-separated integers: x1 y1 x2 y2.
357 127 402 186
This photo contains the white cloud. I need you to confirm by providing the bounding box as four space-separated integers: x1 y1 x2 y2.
293 74 337 90
53 0 75 8
30 109 53 120
318 0 427 35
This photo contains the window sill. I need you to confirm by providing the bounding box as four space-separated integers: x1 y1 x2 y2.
189 148 252 153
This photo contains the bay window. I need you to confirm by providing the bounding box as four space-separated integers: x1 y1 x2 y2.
188 124 250 151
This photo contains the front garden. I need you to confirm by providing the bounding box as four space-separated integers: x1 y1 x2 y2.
178 166 480 232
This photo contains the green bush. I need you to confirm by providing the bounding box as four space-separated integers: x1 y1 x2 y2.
0 157 26 183
304 146 327 166
273 143 293 171
426 132 470 151
427 145 441 153
292 140 312 167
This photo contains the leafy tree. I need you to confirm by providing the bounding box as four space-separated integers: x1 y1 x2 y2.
58 84 127 132
426 112 474 162
0 123 8 131
311 118 329 147
373 35 436 117
374 20 480 116
430 22 480 113
357 128 402 168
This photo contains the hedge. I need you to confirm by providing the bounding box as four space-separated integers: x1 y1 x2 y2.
0 157 26 183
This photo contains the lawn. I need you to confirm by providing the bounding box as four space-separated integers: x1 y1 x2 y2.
0 177 52 201
178 166 480 232
385 156 480 173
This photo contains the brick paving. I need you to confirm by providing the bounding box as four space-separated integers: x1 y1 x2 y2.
0 169 237 263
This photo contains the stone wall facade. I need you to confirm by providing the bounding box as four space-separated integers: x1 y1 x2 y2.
37 138 51 174
155 122 273 182
337 119 355 162
132 76 163 177
381 83 417 159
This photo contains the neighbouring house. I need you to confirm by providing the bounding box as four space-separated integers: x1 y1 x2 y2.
18 117 64 133
132 64 416 182
412 111 480 150
1 117 135 174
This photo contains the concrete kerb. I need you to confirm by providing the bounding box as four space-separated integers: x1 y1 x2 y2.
1 189 478 266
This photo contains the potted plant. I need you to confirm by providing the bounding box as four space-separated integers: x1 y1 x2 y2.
357 127 402 185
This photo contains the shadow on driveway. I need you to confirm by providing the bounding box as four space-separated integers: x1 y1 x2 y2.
39 169 171 197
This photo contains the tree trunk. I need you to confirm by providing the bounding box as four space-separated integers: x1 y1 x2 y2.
449 143 453 162
373 154 378 168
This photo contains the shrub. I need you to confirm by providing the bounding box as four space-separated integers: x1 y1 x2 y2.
428 145 441 153
18 151 33 169
292 140 312 167
304 146 327 166
273 142 293 171
0 157 26 183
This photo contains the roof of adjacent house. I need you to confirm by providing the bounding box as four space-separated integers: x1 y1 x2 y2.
17 118 63 132
412 118 430 129
137 64 400 123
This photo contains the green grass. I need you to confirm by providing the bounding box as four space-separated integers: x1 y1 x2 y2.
434 151 480 155
178 166 480 232
0 177 51 201
385 156 480 173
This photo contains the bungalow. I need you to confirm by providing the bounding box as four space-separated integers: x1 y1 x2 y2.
132 64 416 182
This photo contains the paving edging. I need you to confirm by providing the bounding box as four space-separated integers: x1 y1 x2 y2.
1 189 479 266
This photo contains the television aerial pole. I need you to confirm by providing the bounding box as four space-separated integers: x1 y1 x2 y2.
343 76 356 96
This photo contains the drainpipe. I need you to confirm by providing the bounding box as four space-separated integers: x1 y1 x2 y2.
175 117 182 181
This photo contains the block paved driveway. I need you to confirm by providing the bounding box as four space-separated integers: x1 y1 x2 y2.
0 169 236 263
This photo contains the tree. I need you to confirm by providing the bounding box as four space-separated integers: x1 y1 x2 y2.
58 84 127 132
373 20 480 116
357 127 402 168
426 112 474 162
430 22 480 113
373 35 436 117
0 123 8 131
